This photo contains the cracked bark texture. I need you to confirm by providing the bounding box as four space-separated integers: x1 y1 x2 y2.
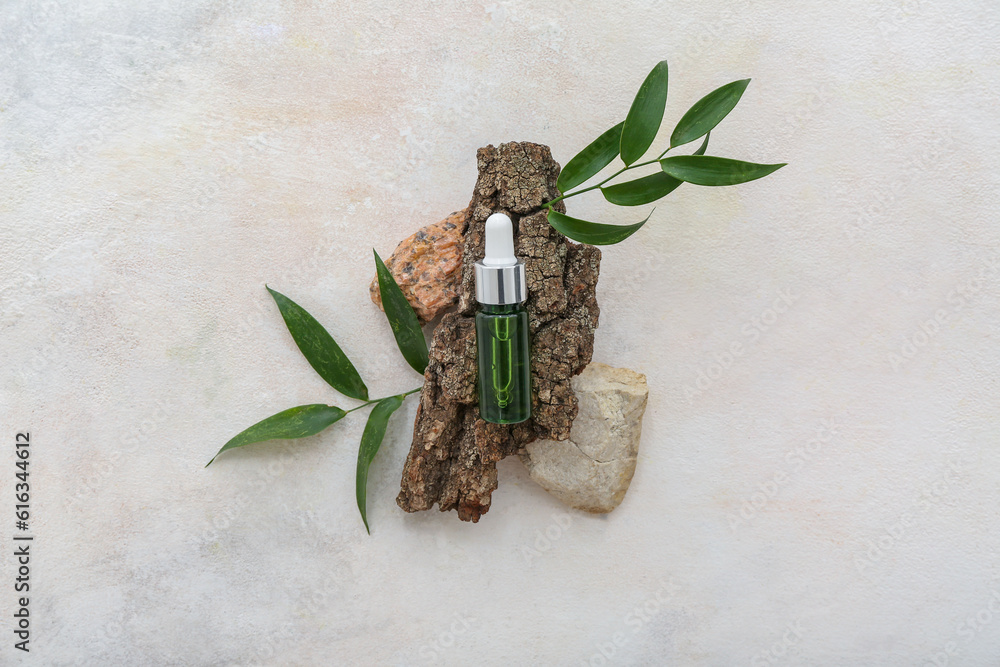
396 142 602 522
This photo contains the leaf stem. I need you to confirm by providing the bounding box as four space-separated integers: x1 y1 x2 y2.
343 387 421 414
544 146 675 208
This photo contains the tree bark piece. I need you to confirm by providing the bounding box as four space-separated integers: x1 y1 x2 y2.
396 142 602 522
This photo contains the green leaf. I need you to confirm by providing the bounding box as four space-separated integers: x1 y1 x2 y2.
694 131 710 156
374 250 429 375
620 60 669 166
356 395 404 534
660 155 786 186
557 121 624 193
602 172 681 206
600 132 710 206
206 404 346 467
547 208 651 246
267 287 369 400
670 79 750 148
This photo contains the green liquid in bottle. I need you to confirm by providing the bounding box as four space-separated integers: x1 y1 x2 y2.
476 303 531 424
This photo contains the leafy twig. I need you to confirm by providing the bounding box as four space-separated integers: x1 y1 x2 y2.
543 61 785 245
207 254 429 534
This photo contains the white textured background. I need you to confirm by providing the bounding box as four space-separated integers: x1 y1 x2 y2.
2 1 999 665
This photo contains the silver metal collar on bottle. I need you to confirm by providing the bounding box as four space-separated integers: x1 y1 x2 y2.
475 260 527 305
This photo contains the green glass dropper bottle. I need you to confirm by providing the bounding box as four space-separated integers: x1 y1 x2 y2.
474 212 531 424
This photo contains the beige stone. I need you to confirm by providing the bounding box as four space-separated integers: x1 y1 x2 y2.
520 362 648 513
370 208 466 324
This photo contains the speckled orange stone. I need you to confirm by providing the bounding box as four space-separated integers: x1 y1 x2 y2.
369 208 467 324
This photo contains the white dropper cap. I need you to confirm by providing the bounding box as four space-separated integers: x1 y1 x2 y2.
482 213 517 267
474 212 527 305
